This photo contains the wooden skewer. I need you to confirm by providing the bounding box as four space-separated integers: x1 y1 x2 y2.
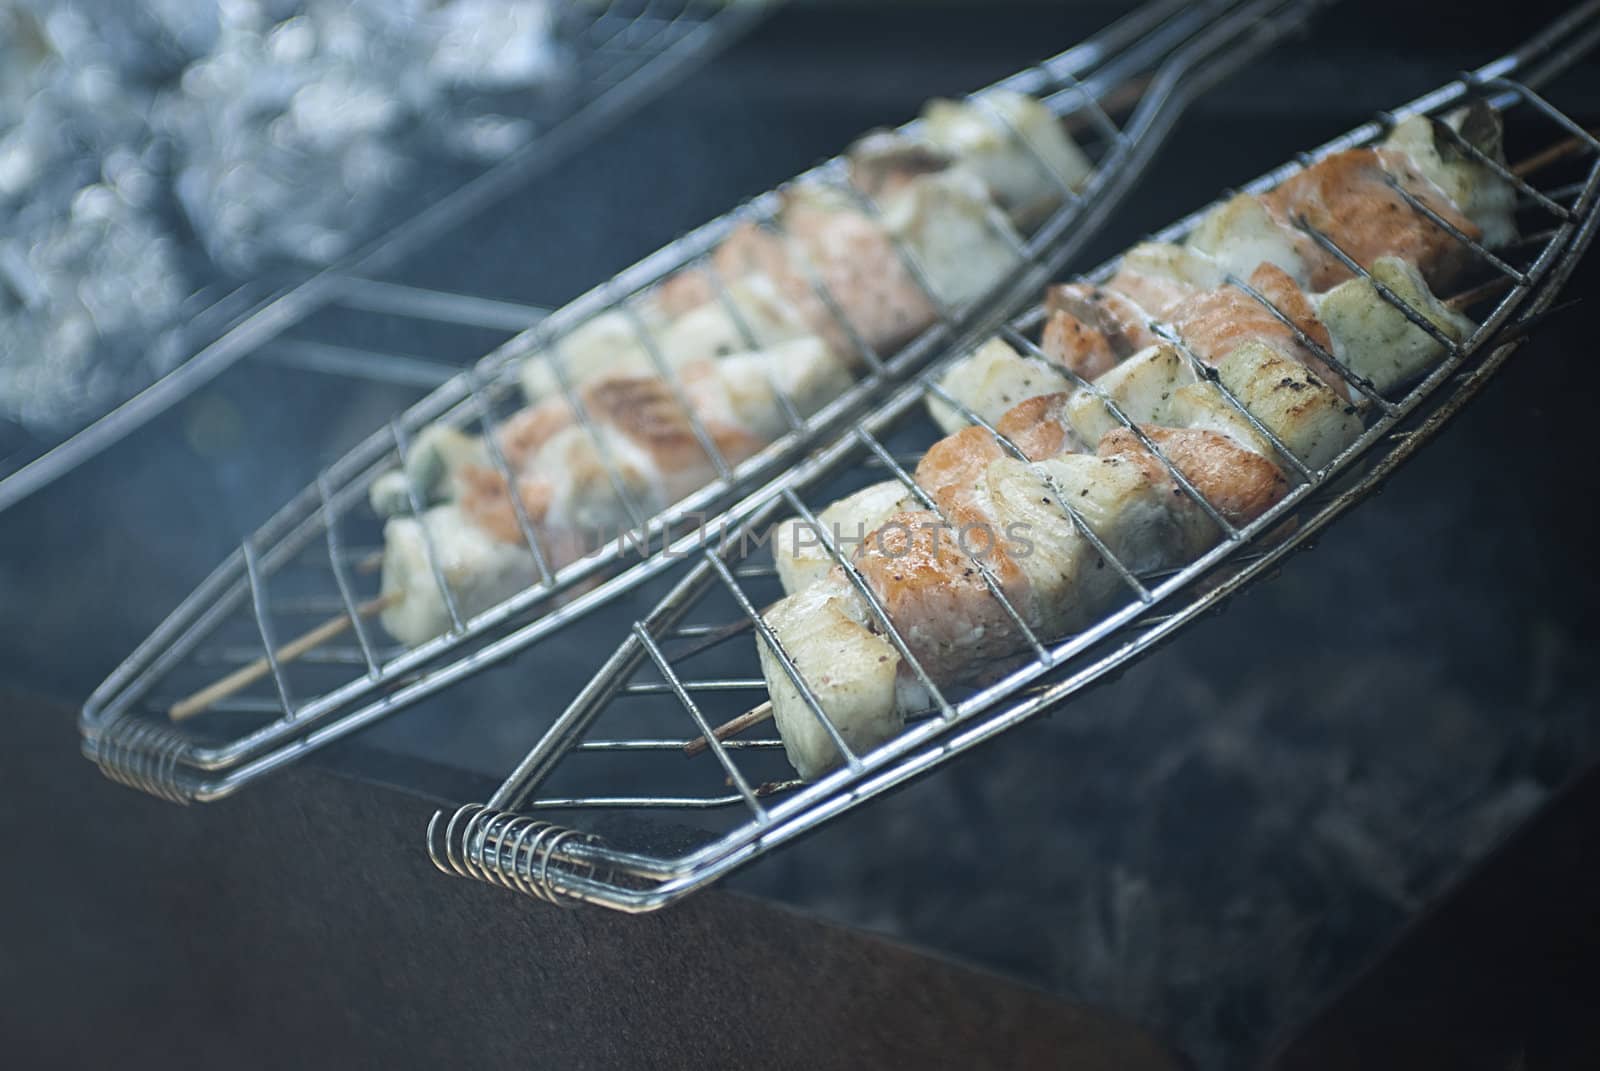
1512 129 1599 179
169 592 398 722
1446 275 1515 311
683 700 773 757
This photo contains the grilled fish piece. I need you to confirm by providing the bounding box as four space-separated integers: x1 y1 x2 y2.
1261 146 1484 291
995 391 1081 460
678 336 857 444
506 348 827 540
519 275 811 402
759 573 905 781
852 89 1092 229
368 424 489 517
1172 339 1362 470
1170 262 1350 398
921 89 1093 227
1063 342 1197 447
772 479 917 595
927 337 1071 435
1046 281 1163 355
1188 192 1309 285
848 131 953 204
1040 305 1120 379
1383 104 1517 249
882 169 1028 310
379 504 539 647
918 297 1121 444
851 505 1033 676
1316 255 1477 394
1109 241 1227 319
1096 425 1290 528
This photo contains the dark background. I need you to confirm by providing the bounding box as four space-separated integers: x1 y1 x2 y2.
3 1 1599 1067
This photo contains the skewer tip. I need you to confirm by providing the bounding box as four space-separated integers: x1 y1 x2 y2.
168 591 398 722
683 700 774 756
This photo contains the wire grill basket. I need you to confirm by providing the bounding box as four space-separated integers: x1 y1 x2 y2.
82 0 1323 802
426 4 1600 911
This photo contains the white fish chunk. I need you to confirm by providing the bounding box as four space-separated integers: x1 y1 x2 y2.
369 423 489 517
1189 192 1308 286
882 168 1026 310
923 89 1092 227
1212 339 1363 470
379 504 538 647
688 336 856 443
1064 343 1196 447
1384 106 1517 249
927 336 1069 435
759 575 904 781
1317 254 1476 394
517 308 659 402
772 479 917 595
520 276 812 402
1111 242 1227 319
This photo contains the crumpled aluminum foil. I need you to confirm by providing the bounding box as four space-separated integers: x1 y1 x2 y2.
0 0 564 434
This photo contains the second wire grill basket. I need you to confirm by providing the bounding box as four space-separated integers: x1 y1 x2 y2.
426 4 1600 911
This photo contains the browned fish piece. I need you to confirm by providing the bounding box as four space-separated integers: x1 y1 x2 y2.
1039 308 1117 379
454 464 545 545
852 507 1030 675
1097 425 1290 526
995 391 1077 460
914 424 1007 510
781 190 939 356
1261 147 1481 291
1170 262 1347 394
1106 264 1195 322
495 398 576 471
460 376 762 553
584 377 755 473
647 223 844 354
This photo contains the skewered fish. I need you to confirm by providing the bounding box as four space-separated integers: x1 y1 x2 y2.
927 337 1073 434
369 91 1090 646
758 107 1514 780
379 505 541 647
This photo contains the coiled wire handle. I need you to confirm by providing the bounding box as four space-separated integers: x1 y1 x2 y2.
92 714 195 804
428 803 607 906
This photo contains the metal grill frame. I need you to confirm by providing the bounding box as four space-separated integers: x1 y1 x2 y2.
1 0 777 513
80 0 1324 802
426 4 1600 912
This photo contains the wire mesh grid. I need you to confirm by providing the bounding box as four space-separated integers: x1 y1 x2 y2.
82 0 1324 802
1 0 775 513
424 5 1600 911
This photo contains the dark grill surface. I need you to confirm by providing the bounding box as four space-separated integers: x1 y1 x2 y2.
3 3 1599 1067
